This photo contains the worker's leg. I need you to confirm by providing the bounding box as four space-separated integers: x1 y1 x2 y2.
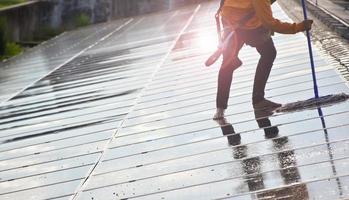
216 32 244 110
214 19 245 118
239 26 280 109
252 38 277 104
216 50 233 110
221 32 244 70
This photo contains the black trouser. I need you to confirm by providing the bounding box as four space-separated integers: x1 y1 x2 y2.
216 26 277 109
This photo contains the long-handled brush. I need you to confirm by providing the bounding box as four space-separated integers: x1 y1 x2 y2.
276 93 349 112
276 0 349 113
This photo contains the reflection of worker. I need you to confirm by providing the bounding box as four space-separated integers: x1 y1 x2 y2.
214 0 313 119
215 113 308 199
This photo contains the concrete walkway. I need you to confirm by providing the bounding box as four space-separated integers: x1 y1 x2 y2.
0 1 349 200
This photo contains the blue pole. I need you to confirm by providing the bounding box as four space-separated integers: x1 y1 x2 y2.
301 0 319 98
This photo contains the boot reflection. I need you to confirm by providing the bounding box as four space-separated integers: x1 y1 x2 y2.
216 118 264 192
215 112 309 199
215 117 241 146
254 109 279 139
254 109 309 199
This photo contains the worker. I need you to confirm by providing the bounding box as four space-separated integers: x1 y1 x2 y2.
214 0 313 119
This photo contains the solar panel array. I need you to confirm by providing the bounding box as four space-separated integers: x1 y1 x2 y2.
0 2 348 200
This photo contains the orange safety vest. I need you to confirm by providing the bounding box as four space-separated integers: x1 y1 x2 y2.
221 0 304 34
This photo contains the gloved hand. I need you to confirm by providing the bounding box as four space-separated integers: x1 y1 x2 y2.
302 19 314 31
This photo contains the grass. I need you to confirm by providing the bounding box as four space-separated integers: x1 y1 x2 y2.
0 0 26 9
0 42 22 60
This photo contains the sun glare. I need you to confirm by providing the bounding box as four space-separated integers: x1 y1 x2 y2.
197 31 219 53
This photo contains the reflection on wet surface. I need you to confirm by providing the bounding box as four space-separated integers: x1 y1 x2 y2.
215 110 308 199
0 1 348 200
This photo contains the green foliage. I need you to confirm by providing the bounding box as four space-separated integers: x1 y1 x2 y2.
5 42 22 56
0 0 26 8
74 13 91 27
0 42 22 60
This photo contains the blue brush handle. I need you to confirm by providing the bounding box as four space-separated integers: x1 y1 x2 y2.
301 0 319 98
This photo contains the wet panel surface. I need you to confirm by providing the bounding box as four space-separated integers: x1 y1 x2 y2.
0 5 200 200
0 1 348 200
79 2 349 200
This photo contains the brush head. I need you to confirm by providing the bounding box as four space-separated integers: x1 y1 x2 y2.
276 93 349 113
